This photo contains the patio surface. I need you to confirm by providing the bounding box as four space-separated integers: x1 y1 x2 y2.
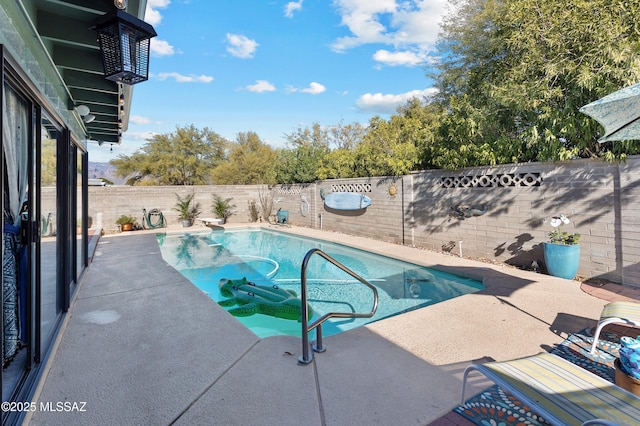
25 224 640 425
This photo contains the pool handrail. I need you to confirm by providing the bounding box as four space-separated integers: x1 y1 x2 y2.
298 248 379 364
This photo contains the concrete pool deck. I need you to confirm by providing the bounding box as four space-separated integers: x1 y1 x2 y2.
26 224 640 425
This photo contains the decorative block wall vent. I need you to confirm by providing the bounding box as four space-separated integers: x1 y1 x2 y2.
277 186 302 195
440 173 541 188
331 183 372 193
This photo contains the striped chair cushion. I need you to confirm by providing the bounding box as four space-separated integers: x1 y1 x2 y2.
463 352 640 425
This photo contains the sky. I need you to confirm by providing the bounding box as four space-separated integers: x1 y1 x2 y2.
88 0 449 163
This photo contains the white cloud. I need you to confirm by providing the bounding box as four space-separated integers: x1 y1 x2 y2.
301 82 326 94
330 0 396 52
226 33 259 58
145 0 171 26
284 0 304 18
330 0 447 66
356 88 438 114
288 82 326 94
155 72 214 83
150 39 175 56
372 49 427 67
246 80 276 93
145 1 174 57
129 116 152 125
126 131 158 140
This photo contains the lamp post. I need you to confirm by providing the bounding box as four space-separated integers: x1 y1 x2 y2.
92 8 157 85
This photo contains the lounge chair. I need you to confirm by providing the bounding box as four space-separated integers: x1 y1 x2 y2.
590 301 640 354
461 352 640 425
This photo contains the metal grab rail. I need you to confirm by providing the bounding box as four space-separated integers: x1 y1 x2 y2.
298 248 379 364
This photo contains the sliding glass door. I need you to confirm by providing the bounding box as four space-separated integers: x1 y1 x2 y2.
38 114 62 356
2 78 32 402
2 45 89 423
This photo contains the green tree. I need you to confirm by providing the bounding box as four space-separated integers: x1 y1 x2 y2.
41 137 57 186
318 101 438 178
328 120 366 150
273 123 330 183
110 125 228 185
355 114 420 176
317 120 365 179
211 131 277 184
317 149 357 179
432 0 640 167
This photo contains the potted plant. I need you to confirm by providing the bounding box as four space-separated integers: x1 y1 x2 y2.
543 214 581 279
212 194 235 224
173 192 202 227
115 214 137 232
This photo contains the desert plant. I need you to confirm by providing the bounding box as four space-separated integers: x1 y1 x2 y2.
248 200 260 222
257 184 273 221
212 194 236 220
173 193 202 225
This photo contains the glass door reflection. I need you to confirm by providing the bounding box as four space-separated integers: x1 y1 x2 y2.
39 117 61 352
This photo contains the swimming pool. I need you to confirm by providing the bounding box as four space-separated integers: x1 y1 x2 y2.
157 228 483 338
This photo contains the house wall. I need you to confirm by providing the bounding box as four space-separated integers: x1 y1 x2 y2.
88 157 640 287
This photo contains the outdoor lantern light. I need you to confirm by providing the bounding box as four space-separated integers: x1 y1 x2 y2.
92 9 157 85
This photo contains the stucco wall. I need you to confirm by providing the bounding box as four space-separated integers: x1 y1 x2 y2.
88 157 640 287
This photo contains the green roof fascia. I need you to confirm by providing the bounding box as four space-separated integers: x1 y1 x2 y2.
0 2 87 148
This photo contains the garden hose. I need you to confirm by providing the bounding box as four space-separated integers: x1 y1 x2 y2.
142 208 166 229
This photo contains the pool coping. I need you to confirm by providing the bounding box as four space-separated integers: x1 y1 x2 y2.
27 224 627 425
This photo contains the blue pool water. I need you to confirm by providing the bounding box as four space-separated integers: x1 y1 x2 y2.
157 228 483 338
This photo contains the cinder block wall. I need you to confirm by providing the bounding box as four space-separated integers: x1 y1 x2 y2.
405 160 622 283
88 185 270 230
312 177 405 243
88 157 640 287
269 184 316 229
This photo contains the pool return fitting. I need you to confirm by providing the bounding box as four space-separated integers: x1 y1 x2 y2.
298 248 379 365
